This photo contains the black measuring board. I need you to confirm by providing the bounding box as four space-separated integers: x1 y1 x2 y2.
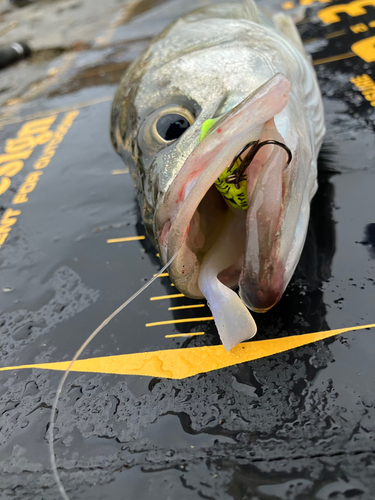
0 0 374 498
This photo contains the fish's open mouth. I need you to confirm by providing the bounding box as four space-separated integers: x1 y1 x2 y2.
156 73 296 350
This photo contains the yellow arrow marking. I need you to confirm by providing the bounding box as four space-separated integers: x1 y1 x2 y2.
0 324 373 380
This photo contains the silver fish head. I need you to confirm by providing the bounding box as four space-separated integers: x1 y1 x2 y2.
111 4 324 349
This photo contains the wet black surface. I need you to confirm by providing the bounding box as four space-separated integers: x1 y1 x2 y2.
0 1 375 499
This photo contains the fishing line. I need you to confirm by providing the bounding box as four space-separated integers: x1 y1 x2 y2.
48 251 179 500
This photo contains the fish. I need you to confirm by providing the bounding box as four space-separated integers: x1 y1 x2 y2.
110 0 325 351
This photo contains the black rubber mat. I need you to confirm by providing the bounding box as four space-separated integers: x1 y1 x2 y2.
0 1 374 498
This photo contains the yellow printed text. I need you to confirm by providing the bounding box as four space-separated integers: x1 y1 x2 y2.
350 22 369 32
0 209 21 246
351 35 375 62
319 0 375 23
0 111 78 247
12 171 43 204
12 110 79 205
0 116 56 197
351 73 375 105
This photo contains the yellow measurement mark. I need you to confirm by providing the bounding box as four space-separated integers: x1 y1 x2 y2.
165 332 205 338
150 293 185 301
303 37 319 44
304 29 347 44
296 18 312 25
325 29 347 38
0 21 18 37
153 272 169 277
168 304 206 311
146 317 214 327
111 169 129 175
107 236 145 243
313 51 356 65
96 0 140 47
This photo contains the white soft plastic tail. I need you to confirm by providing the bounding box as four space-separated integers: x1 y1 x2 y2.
198 210 257 351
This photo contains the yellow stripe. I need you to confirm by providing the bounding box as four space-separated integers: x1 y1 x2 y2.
303 37 319 44
153 272 169 277
304 29 347 45
150 293 184 301
165 332 205 338
296 18 312 25
325 29 347 39
111 169 129 175
0 324 373 380
146 317 214 327
107 236 145 243
313 52 356 65
168 304 206 311
0 21 18 37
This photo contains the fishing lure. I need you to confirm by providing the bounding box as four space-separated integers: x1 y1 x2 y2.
201 119 293 210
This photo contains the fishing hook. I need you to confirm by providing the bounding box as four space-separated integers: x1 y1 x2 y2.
225 140 293 188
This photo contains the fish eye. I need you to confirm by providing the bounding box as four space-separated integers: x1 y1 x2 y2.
156 114 191 142
139 105 195 152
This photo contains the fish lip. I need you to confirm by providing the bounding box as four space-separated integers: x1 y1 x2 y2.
237 124 294 312
239 261 285 312
156 73 293 300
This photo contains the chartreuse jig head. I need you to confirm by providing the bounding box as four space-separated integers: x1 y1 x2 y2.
199 119 293 211
199 118 248 210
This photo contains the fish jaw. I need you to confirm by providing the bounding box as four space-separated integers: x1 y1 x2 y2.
238 100 317 312
239 118 293 312
155 73 293 299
